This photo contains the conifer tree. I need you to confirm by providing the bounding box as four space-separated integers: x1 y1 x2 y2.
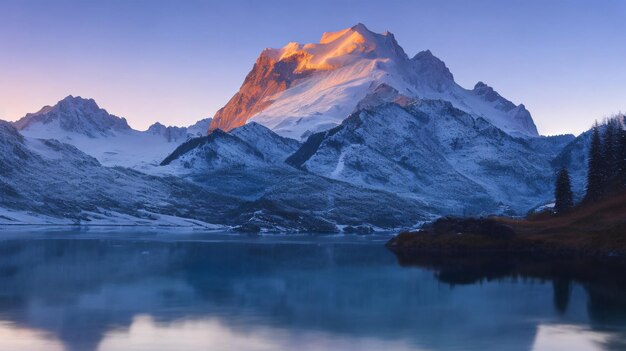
615 116 626 190
555 168 573 214
585 125 603 202
602 119 617 185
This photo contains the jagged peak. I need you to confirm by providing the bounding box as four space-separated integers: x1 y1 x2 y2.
408 50 455 90
351 22 369 32
411 50 454 82
57 95 100 109
473 81 488 89
14 95 130 135
472 81 513 106
21 95 106 119
147 121 186 131
148 121 166 129
412 49 448 64
262 23 407 72
414 49 433 57
146 122 185 140
25 95 97 117
148 118 212 132
319 23 373 44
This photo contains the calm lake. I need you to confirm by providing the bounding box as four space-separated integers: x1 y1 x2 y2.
0 229 624 351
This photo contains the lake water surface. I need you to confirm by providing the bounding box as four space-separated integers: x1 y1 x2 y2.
0 229 624 351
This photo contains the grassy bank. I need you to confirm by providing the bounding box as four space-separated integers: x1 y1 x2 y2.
387 192 626 259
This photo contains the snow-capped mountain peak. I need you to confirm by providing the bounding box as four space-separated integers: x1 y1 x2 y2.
208 23 408 136
208 23 540 140
11 96 213 170
14 95 131 137
263 23 407 73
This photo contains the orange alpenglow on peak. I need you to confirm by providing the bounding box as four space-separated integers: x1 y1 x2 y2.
208 23 405 134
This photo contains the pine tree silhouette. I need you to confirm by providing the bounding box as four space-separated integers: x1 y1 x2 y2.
585 125 604 202
555 168 573 214
602 119 621 187
616 117 626 190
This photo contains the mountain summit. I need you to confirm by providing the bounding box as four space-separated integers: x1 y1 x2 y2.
13 95 131 137
209 24 538 139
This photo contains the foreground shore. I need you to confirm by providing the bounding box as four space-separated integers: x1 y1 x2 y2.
387 192 626 260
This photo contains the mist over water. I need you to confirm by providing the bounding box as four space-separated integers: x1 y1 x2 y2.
0 230 624 351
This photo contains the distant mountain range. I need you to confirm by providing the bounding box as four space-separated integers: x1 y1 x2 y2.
12 95 211 170
2 23 607 232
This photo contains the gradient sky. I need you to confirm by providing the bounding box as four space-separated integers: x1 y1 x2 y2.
0 0 624 135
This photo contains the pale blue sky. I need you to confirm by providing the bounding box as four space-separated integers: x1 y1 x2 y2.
0 0 624 135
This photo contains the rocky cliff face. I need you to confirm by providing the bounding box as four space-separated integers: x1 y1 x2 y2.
208 52 313 133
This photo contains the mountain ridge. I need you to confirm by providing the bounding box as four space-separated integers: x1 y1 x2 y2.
8 96 213 170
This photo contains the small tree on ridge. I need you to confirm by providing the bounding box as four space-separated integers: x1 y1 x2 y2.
555 168 574 215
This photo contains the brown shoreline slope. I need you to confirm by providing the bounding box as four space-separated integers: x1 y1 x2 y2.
387 192 626 258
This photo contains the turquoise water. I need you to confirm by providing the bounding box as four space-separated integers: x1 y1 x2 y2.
0 229 624 351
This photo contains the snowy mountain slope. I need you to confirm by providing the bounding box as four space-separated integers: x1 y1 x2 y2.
6 118 421 232
161 122 299 172
12 96 212 171
161 130 267 172
231 170 432 232
287 86 558 214
0 120 238 226
159 122 431 231
230 122 301 162
7 114 428 232
524 133 575 160
209 23 538 140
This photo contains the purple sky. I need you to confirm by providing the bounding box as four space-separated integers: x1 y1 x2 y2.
0 0 624 135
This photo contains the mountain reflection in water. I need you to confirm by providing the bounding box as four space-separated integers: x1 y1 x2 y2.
0 231 624 351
